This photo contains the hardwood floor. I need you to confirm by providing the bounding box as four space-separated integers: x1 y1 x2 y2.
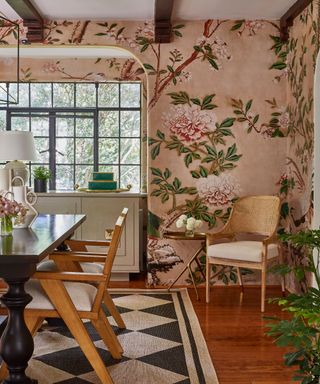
110 278 294 384
1 278 295 383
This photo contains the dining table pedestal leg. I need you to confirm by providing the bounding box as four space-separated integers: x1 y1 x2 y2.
0 278 37 384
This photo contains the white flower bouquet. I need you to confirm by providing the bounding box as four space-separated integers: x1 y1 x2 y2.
175 215 202 237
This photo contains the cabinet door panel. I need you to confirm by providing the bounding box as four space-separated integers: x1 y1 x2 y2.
81 197 139 269
35 197 82 239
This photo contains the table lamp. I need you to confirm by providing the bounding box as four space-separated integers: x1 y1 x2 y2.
0 131 38 185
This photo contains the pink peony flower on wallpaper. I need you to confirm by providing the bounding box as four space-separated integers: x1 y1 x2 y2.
42 62 59 73
196 174 241 206
163 105 217 142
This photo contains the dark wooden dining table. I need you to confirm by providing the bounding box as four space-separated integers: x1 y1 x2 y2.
0 214 86 384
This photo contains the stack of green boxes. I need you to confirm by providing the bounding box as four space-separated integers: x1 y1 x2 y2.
88 172 117 191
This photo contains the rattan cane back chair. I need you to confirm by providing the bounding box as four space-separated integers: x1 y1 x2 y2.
206 195 284 312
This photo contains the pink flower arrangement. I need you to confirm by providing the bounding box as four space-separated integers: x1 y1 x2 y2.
0 195 27 220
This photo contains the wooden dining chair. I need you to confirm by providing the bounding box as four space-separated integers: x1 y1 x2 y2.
38 207 128 329
0 210 128 384
206 195 284 312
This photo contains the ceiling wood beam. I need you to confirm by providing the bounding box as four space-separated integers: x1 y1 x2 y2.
280 0 312 41
154 0 174 43
5 0 44 42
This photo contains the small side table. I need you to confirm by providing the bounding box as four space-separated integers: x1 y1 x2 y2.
163 231 206 300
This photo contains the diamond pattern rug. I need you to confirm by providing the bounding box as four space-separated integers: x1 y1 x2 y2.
6 289 218 384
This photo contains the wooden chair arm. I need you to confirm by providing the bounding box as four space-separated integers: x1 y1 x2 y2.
206 232 235 246
65 239 111 250
50 252 107 263
262 235 279 245
33 271 106 282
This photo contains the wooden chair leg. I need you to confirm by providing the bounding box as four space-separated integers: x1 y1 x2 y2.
278 245 286 296
91 310 123 359
261 267 266 313
206 256 211 304
0 362 8 381
40 279 114 384
103 290 126 329
237 267 244 293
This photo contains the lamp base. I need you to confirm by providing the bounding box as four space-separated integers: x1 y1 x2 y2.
4 161 28 186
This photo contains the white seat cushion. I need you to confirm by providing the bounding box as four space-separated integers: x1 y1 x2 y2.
37 260 104 274
207 241 278 263
25 279 97 311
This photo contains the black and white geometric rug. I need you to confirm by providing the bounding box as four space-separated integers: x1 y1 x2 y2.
18 289 218 383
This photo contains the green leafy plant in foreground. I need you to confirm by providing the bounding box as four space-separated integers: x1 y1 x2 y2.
266 230 320 383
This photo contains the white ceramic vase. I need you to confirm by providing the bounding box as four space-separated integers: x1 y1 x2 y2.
11 176 38 229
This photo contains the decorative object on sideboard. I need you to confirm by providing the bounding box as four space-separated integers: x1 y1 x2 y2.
0 131 38 186
176 215 203 237
76 171 132 193
32 166 52 193
11 176 38 229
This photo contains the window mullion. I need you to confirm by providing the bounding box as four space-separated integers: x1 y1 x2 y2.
49 112 56 190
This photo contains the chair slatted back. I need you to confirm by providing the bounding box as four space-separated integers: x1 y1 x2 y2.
103 208 128 283
229 196 280 236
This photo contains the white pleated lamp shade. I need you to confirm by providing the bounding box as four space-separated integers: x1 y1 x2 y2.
0 131 38 161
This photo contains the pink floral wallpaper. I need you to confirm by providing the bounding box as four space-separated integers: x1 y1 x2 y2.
0 13 312 288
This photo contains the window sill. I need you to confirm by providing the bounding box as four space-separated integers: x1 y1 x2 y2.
35 190 147 198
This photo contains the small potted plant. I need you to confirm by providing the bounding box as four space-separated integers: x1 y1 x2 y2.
33 166 52 193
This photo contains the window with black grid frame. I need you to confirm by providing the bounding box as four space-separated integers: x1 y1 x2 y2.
0 82 141 191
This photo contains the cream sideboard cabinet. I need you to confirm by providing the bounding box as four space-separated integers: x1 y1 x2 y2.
35 192 146 280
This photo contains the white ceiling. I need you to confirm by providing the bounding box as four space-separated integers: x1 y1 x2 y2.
0 46 133 59
0 0 296 21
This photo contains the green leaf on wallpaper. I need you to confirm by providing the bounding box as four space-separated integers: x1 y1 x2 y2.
151 167 162 177
161 193 170 203
219 118 235 128
219 128 234 137
144 63 155 71
140 44 149 53
199 166 208 177
166 142 180 149
184 153 193 167
253 115 259 124
174 31 182 37
116 27 125 37
190 98 201 106
163 168 171 180
193 45 203 53
151 143 161 159
226 144 237 158
173 24 185 29
167 91 190 105
208 58 219 70
191 171 201 179
202 156 214 163
156 130 165 140
151 178 162 185
173 178 181 190
245 100 252 113
167 65 174 73
231 20 244 31
270 61 287 70
205 145 217 156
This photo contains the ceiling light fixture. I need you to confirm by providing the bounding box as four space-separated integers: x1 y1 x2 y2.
0 15 20 105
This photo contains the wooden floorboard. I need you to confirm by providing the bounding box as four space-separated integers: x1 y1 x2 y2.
110 279 295 384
